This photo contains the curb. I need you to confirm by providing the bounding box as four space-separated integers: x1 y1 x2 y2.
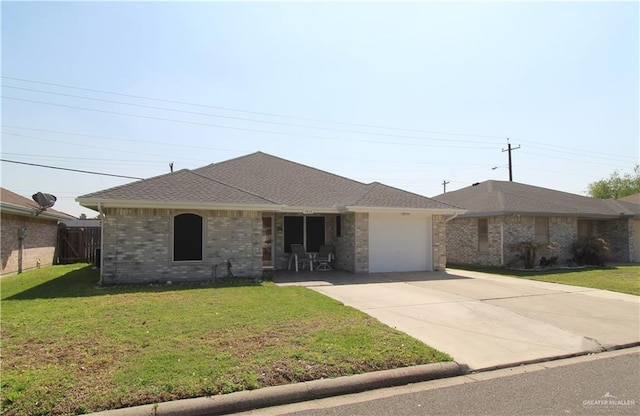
88 361 465 416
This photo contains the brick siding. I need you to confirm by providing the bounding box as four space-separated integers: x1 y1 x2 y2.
447 214 633 267
1 213 58 275
100 208 262 284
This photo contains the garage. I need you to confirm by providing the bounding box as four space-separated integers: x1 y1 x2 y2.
368 212 432 273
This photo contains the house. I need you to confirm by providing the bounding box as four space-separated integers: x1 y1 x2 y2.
434 180 640 267
1 187 75 275
76 152 465 284
619 193 640 262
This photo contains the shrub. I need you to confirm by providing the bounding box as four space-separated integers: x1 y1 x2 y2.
571 237 610 266
508 241 557 269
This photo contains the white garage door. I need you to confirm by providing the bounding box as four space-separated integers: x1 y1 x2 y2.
369 213 432 273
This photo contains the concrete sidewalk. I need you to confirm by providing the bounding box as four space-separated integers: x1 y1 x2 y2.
305 268 640 370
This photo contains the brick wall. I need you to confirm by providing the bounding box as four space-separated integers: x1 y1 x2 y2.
445 216 502 266
1 213 58 275
598 219 630 262
447 214 633 267
334 213 355 272
432 215 447 270
100 208 262 284
354 212 369 273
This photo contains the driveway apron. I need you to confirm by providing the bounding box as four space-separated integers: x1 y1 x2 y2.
279 269 640 370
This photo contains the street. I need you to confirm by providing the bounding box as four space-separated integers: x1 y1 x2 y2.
239 348 639 416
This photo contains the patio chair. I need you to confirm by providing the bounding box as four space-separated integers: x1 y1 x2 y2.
289 244 313 272
314 244 334 271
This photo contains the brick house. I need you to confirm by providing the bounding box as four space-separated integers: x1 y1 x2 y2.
434 181 640 267
619 193 640 262
77 152 465 284
1 187 75 275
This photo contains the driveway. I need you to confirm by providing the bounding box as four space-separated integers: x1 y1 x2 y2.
275 269 640 370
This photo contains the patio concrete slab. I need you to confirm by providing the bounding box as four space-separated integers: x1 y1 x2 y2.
277 269 640 371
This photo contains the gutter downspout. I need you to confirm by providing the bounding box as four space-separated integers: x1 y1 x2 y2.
445 213 459 223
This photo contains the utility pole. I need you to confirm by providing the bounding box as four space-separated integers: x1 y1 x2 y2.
501 139 520 182
442 180 450 193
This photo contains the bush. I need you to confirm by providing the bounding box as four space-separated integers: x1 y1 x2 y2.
571 237 610 266
508 241 557 269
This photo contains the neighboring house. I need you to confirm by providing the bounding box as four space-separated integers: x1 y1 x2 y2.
1 187 75 275
77 152 465 284
434 180 640 267
619 193 640 262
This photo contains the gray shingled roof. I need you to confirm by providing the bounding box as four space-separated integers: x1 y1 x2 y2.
433 180 640 218
1 187 75 220
78 152 461 212
620 193 640 205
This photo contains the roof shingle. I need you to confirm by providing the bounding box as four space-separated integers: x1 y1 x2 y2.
434 180 640 218
79 152 461 212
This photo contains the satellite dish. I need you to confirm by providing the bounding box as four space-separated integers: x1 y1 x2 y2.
32 192 57 215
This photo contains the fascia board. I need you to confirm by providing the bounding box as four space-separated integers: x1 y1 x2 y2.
1 203 34 216
1 203 72 221
345 206 467 215
76 198 283 212
275 206 342 214
459 211 631 219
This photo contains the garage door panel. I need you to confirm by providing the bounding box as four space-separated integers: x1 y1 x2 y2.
369 213 432 272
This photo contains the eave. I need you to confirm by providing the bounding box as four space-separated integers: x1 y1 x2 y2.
76 198 284 212
0 203 73 221
344 206 467 215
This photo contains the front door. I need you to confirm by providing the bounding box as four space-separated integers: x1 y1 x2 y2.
262 215 274 268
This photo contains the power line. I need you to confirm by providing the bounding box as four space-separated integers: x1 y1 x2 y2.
2 85 503 145
2 96 497 150
0 159 144 179
2 75 509 140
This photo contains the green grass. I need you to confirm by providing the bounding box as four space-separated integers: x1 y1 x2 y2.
0 264 451 415
447 264 640 296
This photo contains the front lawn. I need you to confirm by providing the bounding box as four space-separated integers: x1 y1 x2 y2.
0 264 450 416
447 264 640 296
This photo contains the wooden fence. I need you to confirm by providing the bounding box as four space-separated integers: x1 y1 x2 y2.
56 225 101 265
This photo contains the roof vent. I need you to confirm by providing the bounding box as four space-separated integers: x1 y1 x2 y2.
472 182 480 186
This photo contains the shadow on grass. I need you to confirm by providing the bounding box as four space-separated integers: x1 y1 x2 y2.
5 265 261 301
447 262 618 277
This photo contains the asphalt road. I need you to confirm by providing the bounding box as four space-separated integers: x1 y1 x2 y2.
241 349 639 416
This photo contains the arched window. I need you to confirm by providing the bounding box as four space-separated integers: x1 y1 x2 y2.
174 213 203 261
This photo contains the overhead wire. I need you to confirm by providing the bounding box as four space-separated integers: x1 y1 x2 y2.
2 96 497 150
3 77 635 165
0 159 144 179
2 85 502 145
1 76 509 139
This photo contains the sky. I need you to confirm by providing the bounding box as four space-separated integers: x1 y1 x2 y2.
1 1 638 218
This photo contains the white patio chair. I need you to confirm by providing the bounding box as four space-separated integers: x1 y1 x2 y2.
314 244 334 271
289 244 313 272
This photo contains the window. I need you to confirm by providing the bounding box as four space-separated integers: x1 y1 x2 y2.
284 216 326 253
534 217 549 243
577 220 593 238
174 213 203 261
478 218 488 252
336 215 342 237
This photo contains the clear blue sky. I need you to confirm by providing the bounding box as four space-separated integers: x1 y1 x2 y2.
2 1 638 217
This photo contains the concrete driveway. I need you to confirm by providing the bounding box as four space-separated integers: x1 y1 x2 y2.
275 269 640 370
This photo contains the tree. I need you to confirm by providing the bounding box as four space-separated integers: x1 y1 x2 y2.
587 165 640 199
